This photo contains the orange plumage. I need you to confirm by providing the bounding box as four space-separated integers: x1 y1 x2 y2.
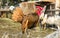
12 7 24 22
12 6 39 34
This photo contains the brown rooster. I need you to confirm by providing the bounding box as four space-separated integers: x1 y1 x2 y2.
12 5 39 34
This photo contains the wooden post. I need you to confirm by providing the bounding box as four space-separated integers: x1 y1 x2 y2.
55 0 59 15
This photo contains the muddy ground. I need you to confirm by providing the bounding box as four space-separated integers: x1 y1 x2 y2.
0 18 55 38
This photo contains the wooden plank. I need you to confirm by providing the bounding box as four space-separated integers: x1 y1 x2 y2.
40 0 55 3
47 9 60 11
0 9 10 11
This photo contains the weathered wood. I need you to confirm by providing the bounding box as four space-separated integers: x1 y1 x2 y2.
0 9 11 18
41 0 55 3
47 9 60 11
0 9 10 11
